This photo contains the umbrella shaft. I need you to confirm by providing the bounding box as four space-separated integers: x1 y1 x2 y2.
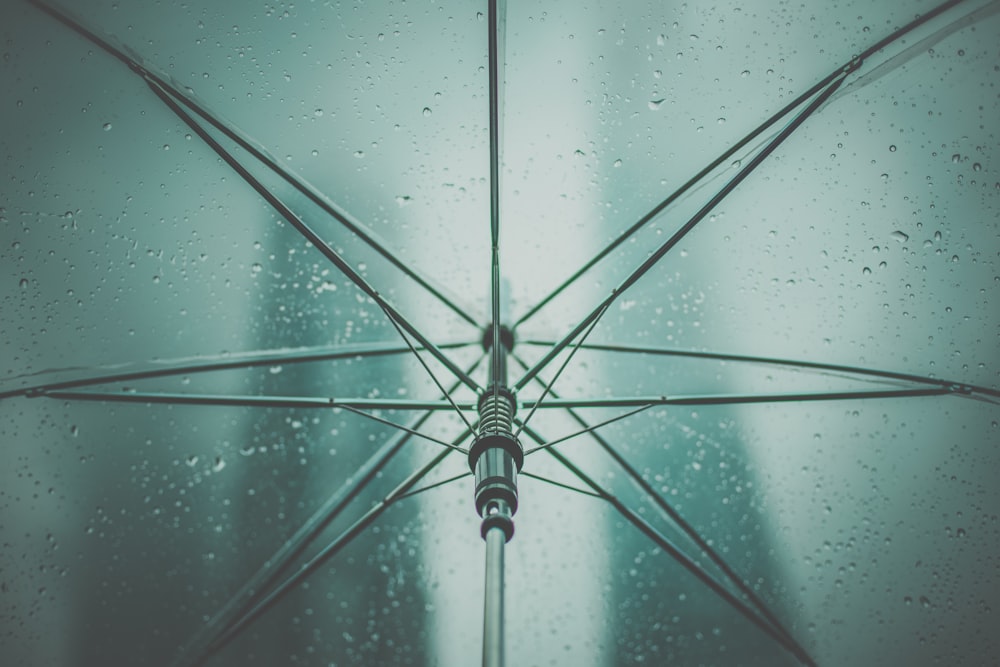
483 526 506 667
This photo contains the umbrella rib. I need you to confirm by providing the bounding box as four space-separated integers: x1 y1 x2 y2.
394 471 474 501
39 389 473 412
172 427 447 667
524 405 654 455
378 305 478 433
195 445 457 664
513 72 851 393
511 0 972 330
172 356 484 667
39 389 470 452
511 350 833 657
0 340 479 401
515 387 957 409
521 340 1000 401
518 471 603 499
25 0 485 331
513 303 608 438
519 422 817 667
143 79 481 394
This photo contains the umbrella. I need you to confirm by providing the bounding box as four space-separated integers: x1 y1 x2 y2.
2 0 998 664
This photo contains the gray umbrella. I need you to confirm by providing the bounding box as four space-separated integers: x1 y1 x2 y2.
2 0 999 665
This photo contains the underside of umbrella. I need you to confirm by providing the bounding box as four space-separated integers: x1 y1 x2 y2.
2 1 998 666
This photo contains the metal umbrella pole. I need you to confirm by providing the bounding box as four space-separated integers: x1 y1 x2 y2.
475 0 516 664
470 326 520 667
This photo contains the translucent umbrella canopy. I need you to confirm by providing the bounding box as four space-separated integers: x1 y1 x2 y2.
1 1 998 666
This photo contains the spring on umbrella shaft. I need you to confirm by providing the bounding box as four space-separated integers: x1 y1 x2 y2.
479 387 515 436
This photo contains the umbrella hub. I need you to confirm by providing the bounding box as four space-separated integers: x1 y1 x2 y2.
469 385 522 541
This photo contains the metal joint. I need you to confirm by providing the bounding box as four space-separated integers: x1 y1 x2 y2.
471 385 522 537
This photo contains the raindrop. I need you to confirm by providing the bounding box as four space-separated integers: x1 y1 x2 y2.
18 278 28 289
269 365 283 374
613 159 623 168
102 122 112 131
162 144 170 151
185 455 199 467
251 262 263 275
880 173 889 181
862 266 872 275
951 153 961 163
656 34 665 46
313 108 324 117
888 145 897 152
919 596 931 608
957 49 965 56
647 99 665 110
890 230 909 242
740 69 750 77
717 117 726 124
353 150 365 158
689 34 699 41
653 69 662 79
311 149 319 156
972 162 982 172
422 107 432 117
70 425 79 437
395 195 412 206
213 456 226 473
